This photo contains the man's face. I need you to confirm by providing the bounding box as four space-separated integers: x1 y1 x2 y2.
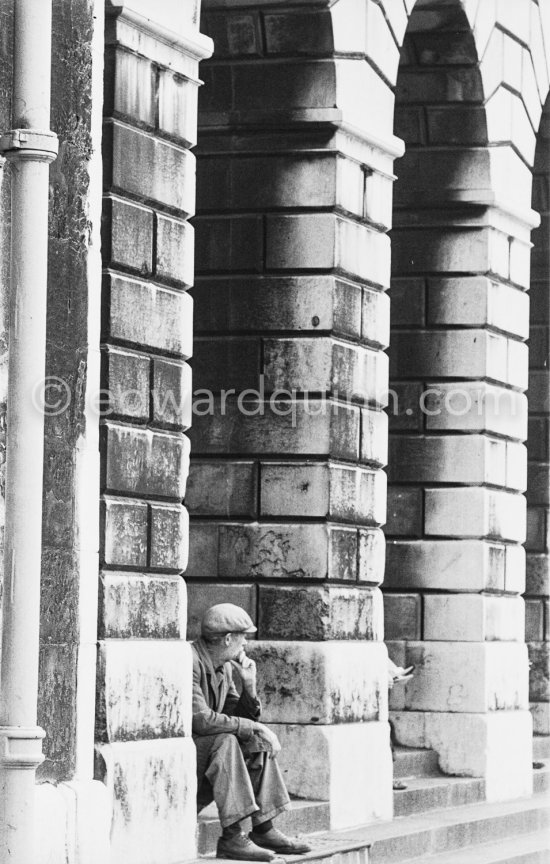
226 631 247 660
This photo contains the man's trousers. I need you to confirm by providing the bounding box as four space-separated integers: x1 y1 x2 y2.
195 732 291 828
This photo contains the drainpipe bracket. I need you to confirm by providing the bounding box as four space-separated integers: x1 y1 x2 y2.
0 129 58 163
0 726 45 770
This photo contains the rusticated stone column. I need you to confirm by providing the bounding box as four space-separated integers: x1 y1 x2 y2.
96 3 212 861
386 2 538 801
188 0 406 828
527 99 550 737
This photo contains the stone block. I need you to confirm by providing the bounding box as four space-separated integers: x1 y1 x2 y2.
96 640 192 742
189 399 360 461
388 434 507 486
271 722 393 828
388 383 424 431
391 226 489 274
358 527 386 585
525 599 544 641
266 213 336 271
423 595 525 642
232 60 335 111
390 277 426 326
108 47 155 125
362 286 390 349
390 329 520 387
424 382 527 441
394 641 529 712
426 277 530 337
263 10 333 55
185 523 218 579
258 585 383 641
260 462 386 524
197 153 337 212
186 582 257 642
246 641 388 724
38 644 77 782
103 196 153 274
99 572 186 639
527 461 550 505
426 105 488 145
155 214 194 287
384 593 421 641
193 337 260 392
526 506 549 552
531 701 550 735
102 348 149 422
150 503 188 570
360 407 388 466
186 461 258 518
528 642 550 701
108 122 195 214
217 522 321 580
101 498 148 568
526 554 550 595
527 417 549 461
217 523 354 581
195 215 264 272
424 487 526 542
385 487 422 537
390 710 533 801
330 526 357 581
152 358 192 429
104 424 188 498
385 539 509 592
202 10 262 57
95 738 197 864
194 275 360 337
105 274 193 357
158 70 198 146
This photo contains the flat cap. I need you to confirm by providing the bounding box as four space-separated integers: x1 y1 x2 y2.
201 603 257 637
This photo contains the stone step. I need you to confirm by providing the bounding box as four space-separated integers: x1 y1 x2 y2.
533 763 550 794
393 775 485 818
393 747 441 779
397 829 550 864
198 799 330 855
196 792 550 864
533 736 550 762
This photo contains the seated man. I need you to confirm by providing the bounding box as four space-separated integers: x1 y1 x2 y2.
192 603 311 861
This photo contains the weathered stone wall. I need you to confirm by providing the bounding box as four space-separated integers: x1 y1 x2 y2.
96 3 211 860
527 98 550 737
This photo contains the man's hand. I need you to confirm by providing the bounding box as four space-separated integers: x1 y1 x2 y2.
253 722 281 759
231 650 258 698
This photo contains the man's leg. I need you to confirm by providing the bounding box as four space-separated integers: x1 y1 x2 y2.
195 733 277 862
243 736 311 855
196 734 259 828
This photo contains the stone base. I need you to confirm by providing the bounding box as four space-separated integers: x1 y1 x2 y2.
390 710 533 802
35 780 110 864
95 737 197 864
270 722 393 829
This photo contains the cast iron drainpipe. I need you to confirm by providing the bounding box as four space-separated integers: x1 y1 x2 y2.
0 0 58 860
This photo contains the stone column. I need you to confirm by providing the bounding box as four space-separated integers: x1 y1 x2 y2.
96 3 211 861
188 0 406 828
386 15 535 800
526 102 550 737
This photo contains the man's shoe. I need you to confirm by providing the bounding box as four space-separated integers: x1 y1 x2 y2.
217 831 276 861
250 827 312 855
